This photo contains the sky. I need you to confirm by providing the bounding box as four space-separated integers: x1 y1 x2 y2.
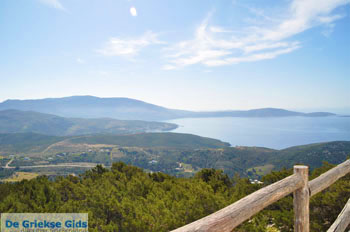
0 0 349 113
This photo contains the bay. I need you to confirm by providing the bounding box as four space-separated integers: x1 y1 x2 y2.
167 116 350 149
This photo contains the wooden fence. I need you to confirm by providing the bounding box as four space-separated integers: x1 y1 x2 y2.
171 160 350 232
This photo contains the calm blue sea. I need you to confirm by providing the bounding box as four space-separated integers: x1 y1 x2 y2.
166 116 350 149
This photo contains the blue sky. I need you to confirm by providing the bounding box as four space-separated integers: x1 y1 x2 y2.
0 0 349 113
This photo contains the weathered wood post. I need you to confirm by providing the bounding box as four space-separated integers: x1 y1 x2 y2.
294 165 309 232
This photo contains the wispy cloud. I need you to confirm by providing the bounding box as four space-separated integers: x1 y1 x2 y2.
164 0 349 69
98 71 109 77
37 0 65 11
97 31 165 58
76 58 85 64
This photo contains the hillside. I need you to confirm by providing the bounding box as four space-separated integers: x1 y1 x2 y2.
0 132 230 154
173 141 350 177
0 96 336 121
0 131 349 179
68 133 231 149
0 110 177 136
0 133 62 153
271 141 350 170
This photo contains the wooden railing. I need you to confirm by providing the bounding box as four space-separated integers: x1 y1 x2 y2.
171 160 350 232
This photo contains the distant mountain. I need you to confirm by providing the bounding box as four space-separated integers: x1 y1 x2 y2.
0 110 177 136
0 96 191 121
191 108 304 118
184 108 337 118
304 112 336 117
0 96 336 120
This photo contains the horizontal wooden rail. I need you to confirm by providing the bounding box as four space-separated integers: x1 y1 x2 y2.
327 198 350 232
309 160 350 197
171 159 350 232
171 172 304 232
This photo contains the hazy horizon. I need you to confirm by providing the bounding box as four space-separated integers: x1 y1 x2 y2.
1 95 350 114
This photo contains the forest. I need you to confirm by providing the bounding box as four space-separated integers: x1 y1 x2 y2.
0 161 349 231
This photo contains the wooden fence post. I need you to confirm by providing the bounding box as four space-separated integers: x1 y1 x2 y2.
294 165 309 232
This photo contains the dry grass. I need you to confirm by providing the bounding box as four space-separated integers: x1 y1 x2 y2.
3 172 39 182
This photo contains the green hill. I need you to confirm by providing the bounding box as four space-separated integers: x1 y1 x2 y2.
0 110 177 136
271 141 350 170
0 133 62 153
68 132 230 149
0 132 230 154
179 142 350 177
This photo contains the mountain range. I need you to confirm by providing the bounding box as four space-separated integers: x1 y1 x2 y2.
0 96 336 121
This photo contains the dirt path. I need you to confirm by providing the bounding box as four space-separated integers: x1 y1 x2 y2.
4 158 14 169
3 160 103 169
18 162 99 169
41 139 71 153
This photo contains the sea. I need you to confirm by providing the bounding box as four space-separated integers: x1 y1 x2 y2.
166 116 350 149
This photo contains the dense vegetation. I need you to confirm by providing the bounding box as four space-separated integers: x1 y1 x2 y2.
272 141 350 170
0 110 177 136
0 133 62 153
0 162 349 231
0 168 15 179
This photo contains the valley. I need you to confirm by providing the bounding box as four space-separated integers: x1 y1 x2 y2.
1 132 349 182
